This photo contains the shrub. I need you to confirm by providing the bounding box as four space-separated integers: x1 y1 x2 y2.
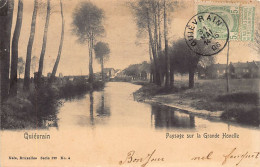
1 96 36 129
28 84 60 127
216 92 259 105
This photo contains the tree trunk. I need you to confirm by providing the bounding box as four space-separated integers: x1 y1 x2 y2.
88 34 94 84
10 0 23 96
164 0 170 88
189 69 195 88
153 8 158 57
37 0 50 86
152 3 163 86
24 1 38 89
101 58 104 81
148 43 153 83
24 0 38 90
157 1 162 52
146 9 161 86
170 65 174 87
148 32 159 85
50 0 64 83
0 0 14 103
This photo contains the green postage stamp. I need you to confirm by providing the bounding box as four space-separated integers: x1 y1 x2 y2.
197 4 255 41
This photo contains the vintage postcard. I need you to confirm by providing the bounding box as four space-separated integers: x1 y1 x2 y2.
0 0 259 166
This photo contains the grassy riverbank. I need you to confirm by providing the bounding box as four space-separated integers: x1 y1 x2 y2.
134 79 259 126
1 80 105 129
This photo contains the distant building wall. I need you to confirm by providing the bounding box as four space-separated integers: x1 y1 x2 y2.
204 61 259 79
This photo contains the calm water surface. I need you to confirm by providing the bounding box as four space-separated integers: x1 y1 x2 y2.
56 82 259 133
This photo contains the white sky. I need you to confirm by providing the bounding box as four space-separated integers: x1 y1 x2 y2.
12 0 260 76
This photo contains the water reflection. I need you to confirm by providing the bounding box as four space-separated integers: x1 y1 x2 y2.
151 104 195 129
86 90 111 127
90 91 94 125
96 91 110 117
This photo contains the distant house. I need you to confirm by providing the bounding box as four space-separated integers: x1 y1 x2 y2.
114 69 121 76
230 61 259 78
246 61 259 78
115 70 125 77
205 61 259 79
103 68 115 78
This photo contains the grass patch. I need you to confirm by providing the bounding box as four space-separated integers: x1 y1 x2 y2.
133 83 163 101
134 79 260 126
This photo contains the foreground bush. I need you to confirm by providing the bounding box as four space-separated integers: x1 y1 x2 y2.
28 84 61 127
1 96 36 129
1 84 61 129
1 79 105 129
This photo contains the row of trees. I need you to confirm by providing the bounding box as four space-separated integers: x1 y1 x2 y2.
0 0 111 104
72 1 110 83
130 0 214 88
130 0 176 88
0 0 65 103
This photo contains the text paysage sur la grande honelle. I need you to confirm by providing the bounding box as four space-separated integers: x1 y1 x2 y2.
166 133 239 139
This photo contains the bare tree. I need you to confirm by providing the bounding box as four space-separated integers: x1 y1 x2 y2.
37 0 51 86
130 0 178 86
10 0 23 96
72 1 105 84
0 0 14 102
130 0 162 85
94 42 110 81
50 0 64 82
163 0 170 88
24 0 38 90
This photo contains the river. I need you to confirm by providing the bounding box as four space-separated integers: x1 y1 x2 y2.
56 82 259 133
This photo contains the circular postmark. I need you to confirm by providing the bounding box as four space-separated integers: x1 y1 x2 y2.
184 12 229 56
0 0 7 9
